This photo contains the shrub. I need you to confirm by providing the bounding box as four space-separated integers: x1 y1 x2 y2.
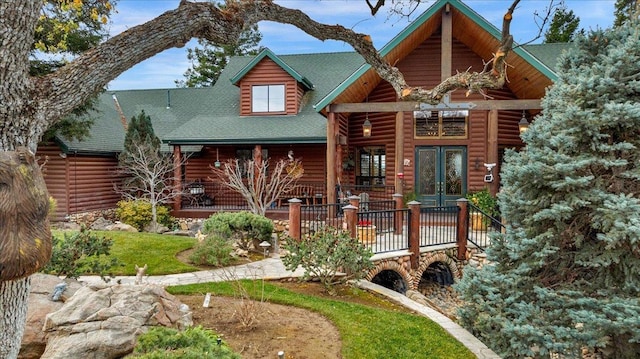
465 188 498 217
202 211 273 249
42 226 123 281
130 326 240 359
282 227 374 294
116 199 173 231
189 235 234 267
48 196 57 220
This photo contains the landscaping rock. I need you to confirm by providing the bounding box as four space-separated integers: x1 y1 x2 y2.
143 221 169 234
19 274 83 359
107 222 138 232
90 217 114 231
41 283 192 359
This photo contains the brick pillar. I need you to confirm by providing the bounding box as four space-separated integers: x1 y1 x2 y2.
343 204 357 239
288 198 302 240
393 193 403 235
408 201 421 270
456 198 469 261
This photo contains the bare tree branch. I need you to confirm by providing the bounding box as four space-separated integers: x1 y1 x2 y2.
210 157 303 216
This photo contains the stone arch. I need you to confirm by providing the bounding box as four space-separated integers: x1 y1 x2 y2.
413 250 461 287
366 259 414 292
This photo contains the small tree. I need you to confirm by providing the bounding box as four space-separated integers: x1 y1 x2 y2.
210 157 303 216
282 228 374 294
117 142 185 231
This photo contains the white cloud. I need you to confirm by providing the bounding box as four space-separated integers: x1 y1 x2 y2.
108 0 615 90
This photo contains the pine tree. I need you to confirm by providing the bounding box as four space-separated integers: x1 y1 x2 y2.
613 0 638 27
543 6 582 43
119 110 161 185
457 18 640 359
177 23 262 88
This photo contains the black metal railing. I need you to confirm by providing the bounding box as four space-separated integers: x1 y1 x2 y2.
419 206 459 247
467 203 504 251
356 209 411 254
336 184 395 203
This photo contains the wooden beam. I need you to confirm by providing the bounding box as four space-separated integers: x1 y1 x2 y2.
441 6 452 82
329 99 542 113
487 109 499 196
394 111 404 194
173 145 182 211
326 112 337 212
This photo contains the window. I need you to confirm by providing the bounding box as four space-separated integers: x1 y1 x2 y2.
236 148 268 177
252 85 285 113
356 146 385 186
414 110 468 138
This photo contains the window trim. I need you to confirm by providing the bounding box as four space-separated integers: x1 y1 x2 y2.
251 84 286 114
414 110 468 139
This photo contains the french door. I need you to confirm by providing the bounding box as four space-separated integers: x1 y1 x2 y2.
415 146 466 207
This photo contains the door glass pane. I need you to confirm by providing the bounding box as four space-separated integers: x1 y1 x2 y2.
444 149 463 195
418 149 436 196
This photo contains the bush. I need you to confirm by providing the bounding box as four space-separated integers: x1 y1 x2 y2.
130 326 240 359
202 211 273 249
189 235 234 267
42 226 123 281
465 188 498 217
116 199 173 231
281 227 374 294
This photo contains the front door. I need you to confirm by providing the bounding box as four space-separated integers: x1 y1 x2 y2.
415 146 466 207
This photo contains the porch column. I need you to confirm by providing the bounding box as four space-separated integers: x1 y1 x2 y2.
326 110 337 212
487 109 499 195
172 145 182 211
456 198 469 261
408 201 421 270
394 111 404 194
253 144 262 182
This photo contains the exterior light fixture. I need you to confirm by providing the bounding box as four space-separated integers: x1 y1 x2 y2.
259 241 271 258
363 118 372 137
518 110 530 134
214 148 221 168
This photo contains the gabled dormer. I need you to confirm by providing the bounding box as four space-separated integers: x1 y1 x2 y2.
230 48 314 116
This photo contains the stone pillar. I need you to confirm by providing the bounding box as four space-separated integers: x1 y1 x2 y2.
393 193 403 235
288 198 302 241
343 204 357 239
456 198 469 261
408 201 421 270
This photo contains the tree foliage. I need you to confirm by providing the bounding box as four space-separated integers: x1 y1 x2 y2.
457 19 640 358
282 228 374 294
613 0 639 27
177 23 263 88
543 5 582 43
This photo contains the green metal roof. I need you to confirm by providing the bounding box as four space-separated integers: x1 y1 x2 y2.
229 48 315 90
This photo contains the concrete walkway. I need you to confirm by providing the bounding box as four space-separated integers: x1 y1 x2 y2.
79 257 500 359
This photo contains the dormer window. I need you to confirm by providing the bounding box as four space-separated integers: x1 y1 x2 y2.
252 84 285 113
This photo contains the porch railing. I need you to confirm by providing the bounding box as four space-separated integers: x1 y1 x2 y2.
467 202 504 251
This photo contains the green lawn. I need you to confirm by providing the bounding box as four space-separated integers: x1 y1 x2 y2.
169 281 476 359
52 230 199 276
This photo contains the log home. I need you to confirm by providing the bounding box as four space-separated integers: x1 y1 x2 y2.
39 0 569 220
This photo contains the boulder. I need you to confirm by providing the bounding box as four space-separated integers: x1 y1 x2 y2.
108 222 139 232
41 283 192 359
143 221 169 234
19 274 83 359
90 217 114 231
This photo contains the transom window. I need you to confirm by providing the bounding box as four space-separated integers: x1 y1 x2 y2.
252 84 285 113
414 110 468 138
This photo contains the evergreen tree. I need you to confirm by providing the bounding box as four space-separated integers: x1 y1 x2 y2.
457 19 640 359
177 21 262 87
543 6 582 43
613 0 638 27
119 110 161 179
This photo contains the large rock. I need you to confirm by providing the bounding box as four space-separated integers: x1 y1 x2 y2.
19 274 83 359
41 283 192 359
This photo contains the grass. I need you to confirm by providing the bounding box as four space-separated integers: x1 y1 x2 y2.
52 230 199 276
168 281 476 359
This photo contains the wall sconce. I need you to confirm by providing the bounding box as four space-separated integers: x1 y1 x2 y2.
363 118 372 137
519 110 530 134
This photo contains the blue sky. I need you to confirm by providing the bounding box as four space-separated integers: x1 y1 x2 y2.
107 0 616 90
